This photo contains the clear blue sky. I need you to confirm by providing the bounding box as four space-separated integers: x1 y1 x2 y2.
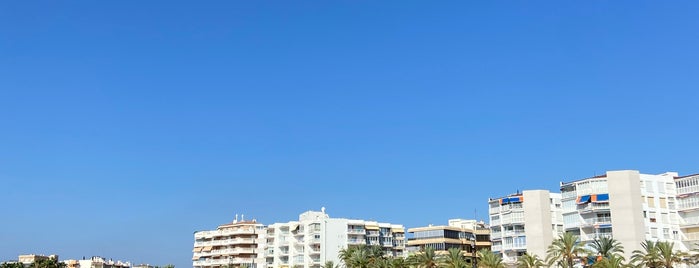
1 1 698 267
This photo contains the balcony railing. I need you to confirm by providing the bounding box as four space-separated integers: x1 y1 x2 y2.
194 229 257 239
193 258 255 266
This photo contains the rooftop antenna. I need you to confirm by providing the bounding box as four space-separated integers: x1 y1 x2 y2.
241 214 244 221
235 214 239 223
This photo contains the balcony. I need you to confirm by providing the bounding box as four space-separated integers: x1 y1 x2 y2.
348 239 365 245
367 231 380 237
578 203 610 213
194 228 257 239
490 233 502 240
491 245 502 252
582 217 611 226
503 230 525 237
348 229 366 235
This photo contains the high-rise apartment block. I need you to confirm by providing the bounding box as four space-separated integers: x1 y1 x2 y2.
674 173 699 250
560 170 686 260
193 218 266 268
193 208 405 268
488 190 562 264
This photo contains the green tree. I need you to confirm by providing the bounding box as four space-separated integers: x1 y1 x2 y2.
441 248 468 268
1 263 26 268
590 237 625 259
656 241 683 268
323 261 339 268
631 240 662 268
476 249 503 268
408 247 440 268
546 233 587 268
340 245 386 268
517 253 543 268
388 257 409 268
592 255 627 268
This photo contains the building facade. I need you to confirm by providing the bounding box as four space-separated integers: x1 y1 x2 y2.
560 170 686 260
193 217 266 268
193 208 405 268
264 209 405 268
488 190 562 265
407 219 490 266
675 173 699 250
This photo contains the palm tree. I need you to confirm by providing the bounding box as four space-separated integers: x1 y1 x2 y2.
441 248 468 268
590 237 625 259
388 257 409 268
340 246 371 268
656 241 682 268
592 255 627 268
631 240 661 268
477 249 504 268
546 233 587 268
323 261 339 268
409 247 440 268
517 253 544 268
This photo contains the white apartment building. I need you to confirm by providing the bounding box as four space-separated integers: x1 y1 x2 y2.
488 190 563 265
560 170 686 261
675 173 699 250
264 208 406 268
193 216 266 268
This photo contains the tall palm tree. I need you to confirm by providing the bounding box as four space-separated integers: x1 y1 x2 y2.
409 247 440 268
340 245 371 268
517 253 544 268
631 240 661 268
441 248 468 268
546 233 587 268
590 237 625 259
656 241 682 268
477 249 504 268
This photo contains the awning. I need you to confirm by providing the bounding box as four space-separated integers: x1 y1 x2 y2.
192 257 199 261
592 194 609 203
500 196 522 204
365 225 379 230
391 228 405 233
192 247 203 252
202 246 213 251
577 195 591 204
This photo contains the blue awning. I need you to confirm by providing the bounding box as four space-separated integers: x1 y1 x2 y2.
577 195 591 204
593 194 609 203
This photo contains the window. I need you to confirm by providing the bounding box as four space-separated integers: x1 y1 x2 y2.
659 197 667 209
651 228 658 238
647 197 655 208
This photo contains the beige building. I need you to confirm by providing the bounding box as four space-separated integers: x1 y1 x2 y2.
488 190 562 265
407 219 490 266
18 255 59 265
193 216 266 268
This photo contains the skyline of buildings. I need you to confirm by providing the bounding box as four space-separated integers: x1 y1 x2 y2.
193 208 406 268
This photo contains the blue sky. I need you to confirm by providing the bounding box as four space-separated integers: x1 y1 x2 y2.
1 1 698 267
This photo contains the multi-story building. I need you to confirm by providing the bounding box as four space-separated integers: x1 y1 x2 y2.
488 190 563 265
76 256 131 268
560 170 686 260
265 208 405 268
193 216 266 268
406 219 490 265
18 255 59 266
675 173 699 250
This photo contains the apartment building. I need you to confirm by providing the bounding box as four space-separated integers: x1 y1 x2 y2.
193 216 266 268
675 173 699 250
406 219 490 265
264 208 406 268
18 255 59 265
560 170 686 260
488 190 563 264
76 257 131 268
